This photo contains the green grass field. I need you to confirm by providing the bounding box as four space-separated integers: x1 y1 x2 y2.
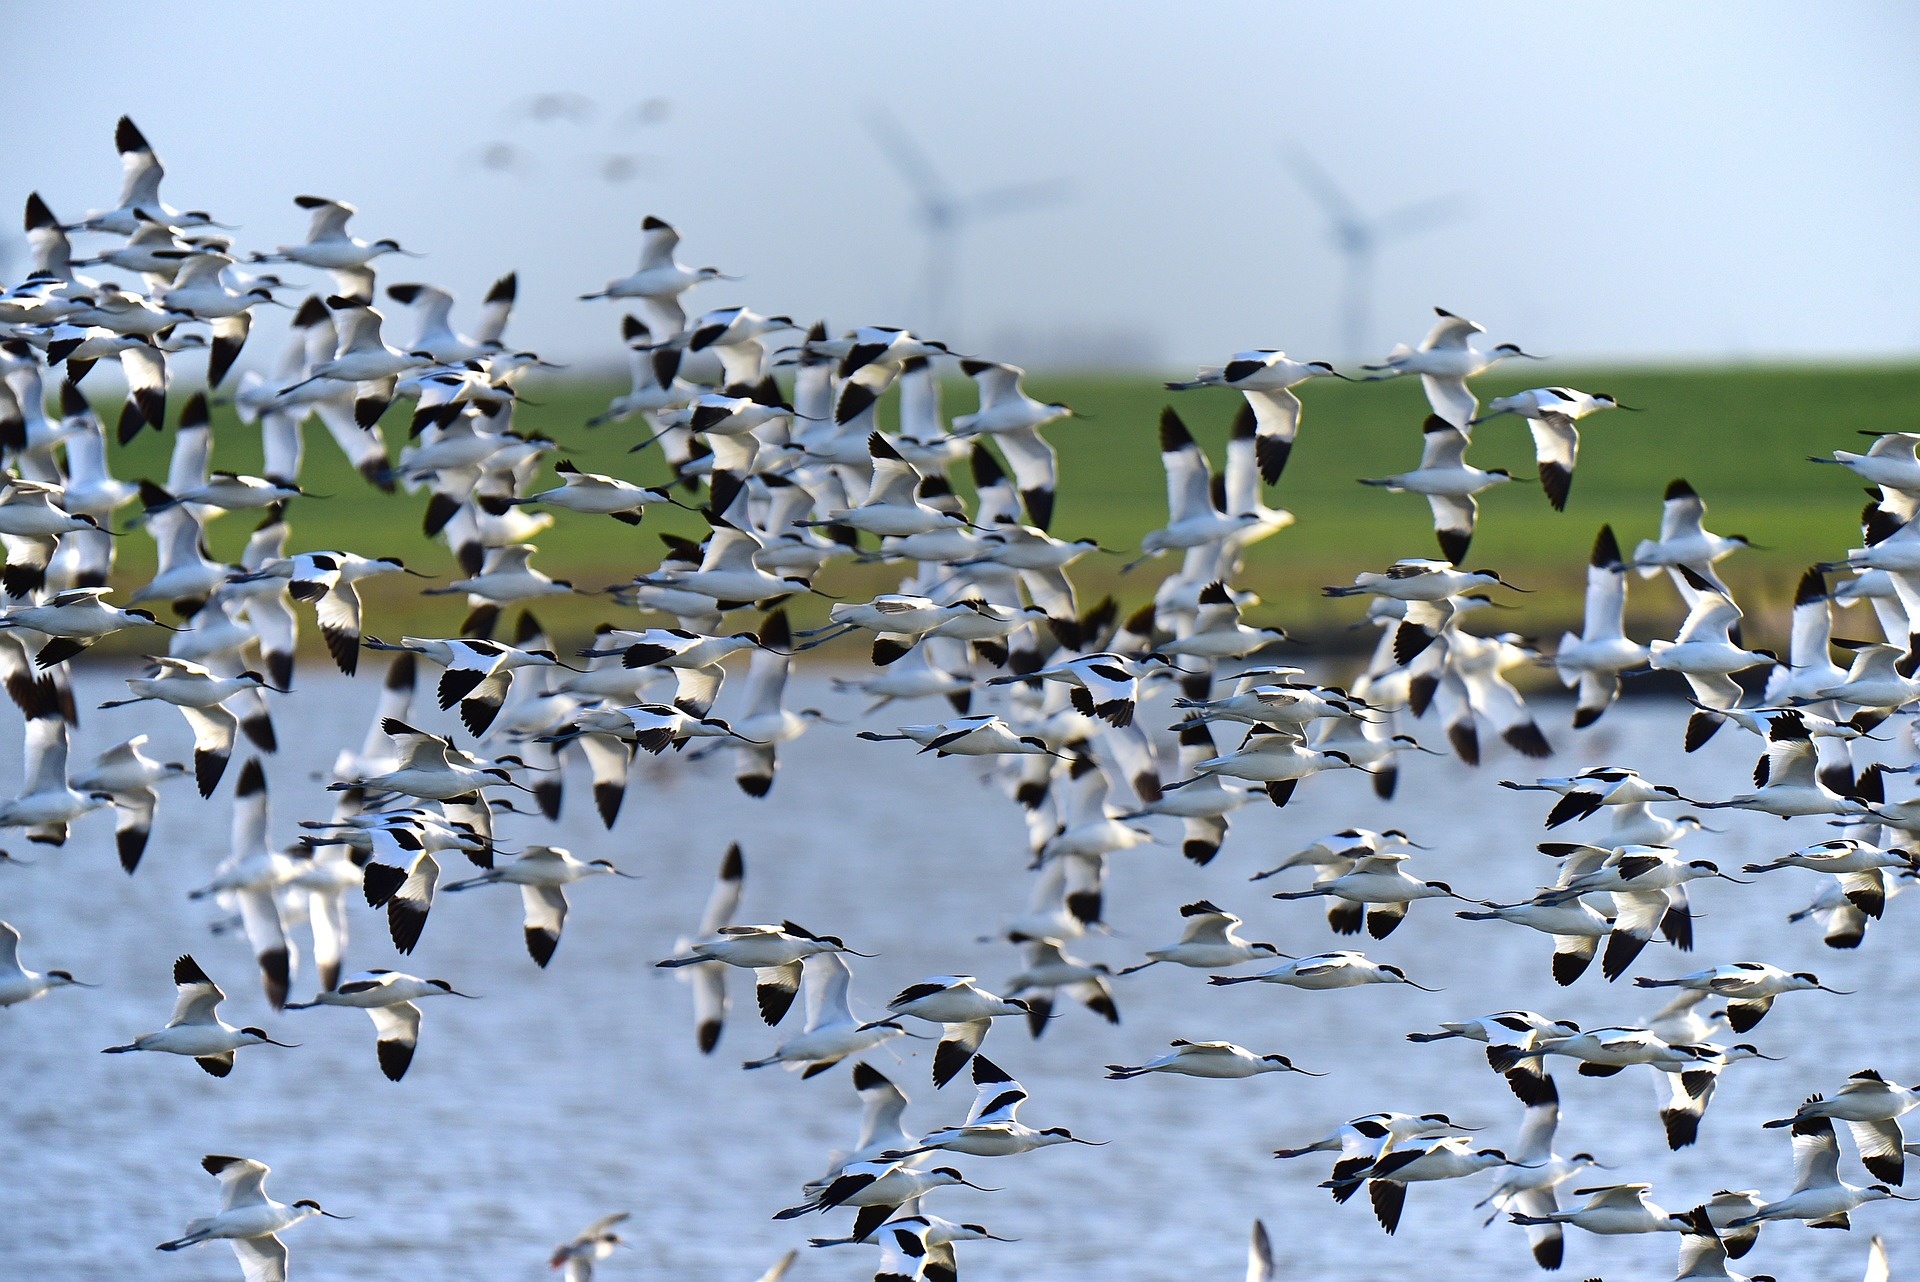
91 362 1920 657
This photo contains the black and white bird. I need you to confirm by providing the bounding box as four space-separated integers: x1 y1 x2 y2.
285 970 476 1081
101 954 295 1076
156 1154 349 1280
658 920 867 1025
0 919 93 1007
443 846 637 967
1360 415 1512 563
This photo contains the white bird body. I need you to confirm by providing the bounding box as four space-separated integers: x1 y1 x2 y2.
102 955 293 1071
156 1153 346 1277
1122 900 1282 972
1105 1039 1316 1080
1209 951 1432 991
0 920 91 1007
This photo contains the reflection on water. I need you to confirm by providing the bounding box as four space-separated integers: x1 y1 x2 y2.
2 674 1915 1280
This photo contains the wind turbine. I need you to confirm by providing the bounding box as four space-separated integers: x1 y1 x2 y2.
863 107 1072 338
1286 151 1468 363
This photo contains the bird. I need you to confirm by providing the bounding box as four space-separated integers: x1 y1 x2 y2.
1166 351 1347 482
658 920 867 1025
949 359 1069 528
0 587 169 668
443 846 637 967
1475 1076 1606 1268
79 117 227 234
1633 962 1851 1032
266 195 415 269
0 714 114 842
883 976 1038 1087
741 952 907 1075
774 1154 994 1243
156 1154 348 1282
1359 415 1512 563
1207 950 1439 991
1116 900 1284 973
1269 852 1470 939
1332 1135 1526 1235
1105 1039 1321 1080
99 657 275 796
894 1054 1105 1157
1362 308 1541 427
102 953 295 1076
1631 479 1755 593
580 215 730 333
857 714 1056 758
1729 1111 1917 1228
1471 386 1636 509
548 1212 632 1282
1552 525 1650 727
1764 1071 1920 1184
0 919 93 1007
284 969 475 1081
1124 408 1262 571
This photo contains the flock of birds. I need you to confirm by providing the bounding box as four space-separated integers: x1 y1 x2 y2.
1 116 1918 1282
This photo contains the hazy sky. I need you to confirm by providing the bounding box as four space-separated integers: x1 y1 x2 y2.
9 2 1919 371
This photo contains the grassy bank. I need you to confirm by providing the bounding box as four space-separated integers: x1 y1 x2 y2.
89 363 1920 659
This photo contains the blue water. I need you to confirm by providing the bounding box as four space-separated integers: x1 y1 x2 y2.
1 672 1913 1280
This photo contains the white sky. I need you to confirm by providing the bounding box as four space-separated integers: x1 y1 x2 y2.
8 1 1919 370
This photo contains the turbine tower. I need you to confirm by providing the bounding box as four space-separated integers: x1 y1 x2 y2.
864 107 1072 339
1287 151 1467 363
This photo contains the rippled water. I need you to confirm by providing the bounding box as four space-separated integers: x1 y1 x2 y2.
3 671 1916 1280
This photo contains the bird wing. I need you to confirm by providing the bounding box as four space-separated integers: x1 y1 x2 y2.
237 886 289 1009
1417 421 1470 470
1844 1118 1906 1181
752 1249 799 1282
1514 1082 1559 1164
863 436 923 508
1421 375 1476 429
1163 437 1214 525
231 1232 289 1282
209 1154 273 1210
995 427 1058 526
1581 541 1628 642
168 971 227 1027
1241 387 1301 477
1789 1116 1842 1194
1764 723 1820 789
521 883 569 945
1673 1216 1726 1280
1661 487 1707 543
21 714 67 797
1672 588 1741 646
1866 1235 1890 1282
1425 492 1477 557
1527 413 1579 510
367 999 422 1054
804 952 856 1031
1247 1220 1273 1282
965 1055 1028 1125
697 843 745 936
